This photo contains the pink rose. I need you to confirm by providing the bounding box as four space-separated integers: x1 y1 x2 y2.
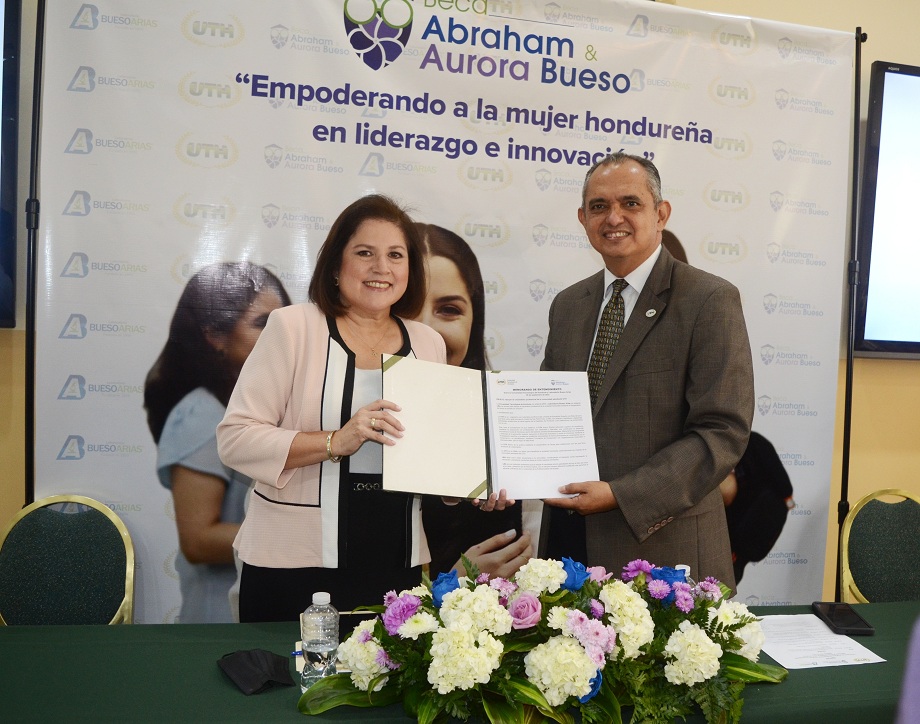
587 566 613 582
509 591 542 630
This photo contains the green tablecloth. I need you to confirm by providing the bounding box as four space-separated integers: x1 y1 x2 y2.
0 602 916 722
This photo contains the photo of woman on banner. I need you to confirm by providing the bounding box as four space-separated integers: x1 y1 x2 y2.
144 261 291 624
216 195 514 622
413 223 533 579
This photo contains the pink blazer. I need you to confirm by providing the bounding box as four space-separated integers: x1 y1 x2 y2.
217 303 446 569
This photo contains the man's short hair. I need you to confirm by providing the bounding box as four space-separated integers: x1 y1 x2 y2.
581 152 663 209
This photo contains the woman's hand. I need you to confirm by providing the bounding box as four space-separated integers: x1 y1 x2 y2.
331 398 404 457
472 488 515 512
452 530 533 579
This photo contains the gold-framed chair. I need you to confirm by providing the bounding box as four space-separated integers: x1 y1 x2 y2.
840 488 920 603
0 495 135 625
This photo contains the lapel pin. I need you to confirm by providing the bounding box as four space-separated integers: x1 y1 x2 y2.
646 309 656 318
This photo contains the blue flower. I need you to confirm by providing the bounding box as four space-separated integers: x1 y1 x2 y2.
649 566 687 606
561 557 592 591
579 670 603 703
431 570 460 608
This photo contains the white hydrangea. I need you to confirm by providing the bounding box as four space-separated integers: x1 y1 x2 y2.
599 580 655 659
336 619 389 692
427 628 503 694
524 635 597 707
708 600 765 661
513 558 567 596
398 611 440 640
663 619 722 686
403 585 430 599
439 585 513 636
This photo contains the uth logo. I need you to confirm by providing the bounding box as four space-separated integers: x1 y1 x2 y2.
343 0 413 70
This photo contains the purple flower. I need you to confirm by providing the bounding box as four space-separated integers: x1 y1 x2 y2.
648 579 671 600
383 590 398 606
476 572 490 585
590 598 605 619
649 566 687 606
431 570 460 608
490 577 517 598
375 648 400 670
568 609 590 627
696 578 723 602
675 589 695 613
587 566 613 582
357 628 374 644
382 593 421 636
508 591 542 629
585 643 606 667
562 557 591 591
622 559 653 581
579 670 603 703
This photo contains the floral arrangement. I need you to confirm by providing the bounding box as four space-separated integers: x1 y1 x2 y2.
298 557 786 723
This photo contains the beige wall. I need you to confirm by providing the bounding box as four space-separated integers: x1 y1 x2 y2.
2 1 919 601
0 330 25 526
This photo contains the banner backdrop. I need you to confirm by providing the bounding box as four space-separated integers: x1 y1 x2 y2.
35 0 854 622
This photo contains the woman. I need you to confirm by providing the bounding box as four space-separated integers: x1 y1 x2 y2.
218 195 511 622
144 262 291 623
414 223 532 578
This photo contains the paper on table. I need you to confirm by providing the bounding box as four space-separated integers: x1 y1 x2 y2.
758 614 886 669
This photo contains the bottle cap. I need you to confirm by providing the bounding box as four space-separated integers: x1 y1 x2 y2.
312 591 331 606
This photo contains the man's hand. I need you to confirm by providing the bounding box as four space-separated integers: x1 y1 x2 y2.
543 481 617 515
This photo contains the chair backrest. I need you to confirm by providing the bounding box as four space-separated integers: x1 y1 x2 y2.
0 495 135 625
841 488 920 603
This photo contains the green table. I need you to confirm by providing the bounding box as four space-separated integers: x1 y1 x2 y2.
0 602 916 722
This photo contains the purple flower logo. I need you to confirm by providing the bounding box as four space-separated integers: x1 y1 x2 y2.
343 0 413 71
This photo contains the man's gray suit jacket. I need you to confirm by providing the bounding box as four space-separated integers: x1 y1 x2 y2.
541 247 754 588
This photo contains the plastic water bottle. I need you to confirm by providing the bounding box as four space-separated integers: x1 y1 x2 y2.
299 592 339 693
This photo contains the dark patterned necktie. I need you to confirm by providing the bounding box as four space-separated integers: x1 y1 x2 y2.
587 279 628 405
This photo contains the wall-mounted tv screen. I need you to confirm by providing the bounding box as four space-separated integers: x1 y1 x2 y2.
0 0 19 328
855 60 920 358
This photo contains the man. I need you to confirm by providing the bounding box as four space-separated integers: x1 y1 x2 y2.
541 153 754 589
